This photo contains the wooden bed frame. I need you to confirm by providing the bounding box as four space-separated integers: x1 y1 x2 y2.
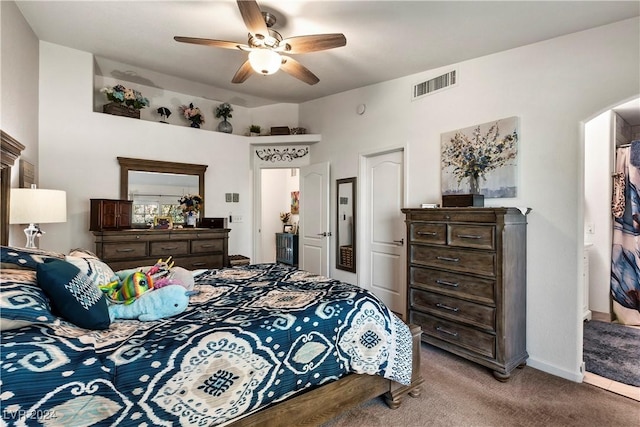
1 131 423 426
230 324 424 426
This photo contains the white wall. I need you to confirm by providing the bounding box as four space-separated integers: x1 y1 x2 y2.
1 0 39 246
584 111 614 314
36 41 300 258
300 18 640 381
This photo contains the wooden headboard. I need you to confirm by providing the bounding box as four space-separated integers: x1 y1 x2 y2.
1 131 26 245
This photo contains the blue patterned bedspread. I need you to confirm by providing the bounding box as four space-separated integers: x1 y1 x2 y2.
1 263 412 426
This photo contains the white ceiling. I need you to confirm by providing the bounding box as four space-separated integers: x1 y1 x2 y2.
16 1 640 109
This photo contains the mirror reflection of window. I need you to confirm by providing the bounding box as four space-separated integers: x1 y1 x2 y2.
128 171 199 226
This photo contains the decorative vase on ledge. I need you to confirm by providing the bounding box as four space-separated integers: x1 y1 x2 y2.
190 121 201 128
218 118 233 134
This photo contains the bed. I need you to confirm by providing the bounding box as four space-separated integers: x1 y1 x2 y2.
0 247 423 426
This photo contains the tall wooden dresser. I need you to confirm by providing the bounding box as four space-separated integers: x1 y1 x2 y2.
402 207 527 380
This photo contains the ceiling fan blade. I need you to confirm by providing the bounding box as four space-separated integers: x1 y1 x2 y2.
174 36 247 50
280 56 319 85
232 60 254 84
280 34 346 54
236 0 268 37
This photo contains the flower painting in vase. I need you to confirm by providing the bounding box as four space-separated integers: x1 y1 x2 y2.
441 116 519 198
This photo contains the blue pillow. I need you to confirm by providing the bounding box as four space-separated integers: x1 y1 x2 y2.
1 245 65 270
36 259 110 330
0 269 58 331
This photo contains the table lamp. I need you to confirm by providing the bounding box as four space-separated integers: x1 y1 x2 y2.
9 185 67 248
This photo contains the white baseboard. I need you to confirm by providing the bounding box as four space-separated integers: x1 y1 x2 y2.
526 357 584 383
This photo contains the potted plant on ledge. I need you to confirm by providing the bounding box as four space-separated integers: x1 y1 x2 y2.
250 125 261 136
100 84 150 119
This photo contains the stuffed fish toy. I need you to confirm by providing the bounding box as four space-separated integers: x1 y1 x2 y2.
100 271 154 305
108 285 190 322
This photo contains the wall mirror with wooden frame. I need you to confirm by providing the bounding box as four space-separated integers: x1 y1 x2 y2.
118 157 207 228
336 177 356 272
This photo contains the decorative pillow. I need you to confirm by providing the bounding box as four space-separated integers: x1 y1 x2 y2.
69 248 100 258
36 259 111 330
66 254 116 287
0 269 59 331
1 245 65 270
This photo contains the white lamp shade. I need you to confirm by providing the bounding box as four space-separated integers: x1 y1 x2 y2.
249 49 282 75
9 188 67 224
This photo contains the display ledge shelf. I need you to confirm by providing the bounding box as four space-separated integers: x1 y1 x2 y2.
96 110 321 145
247 134 321 145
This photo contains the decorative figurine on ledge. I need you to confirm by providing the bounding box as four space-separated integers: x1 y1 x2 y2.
157 107 172 124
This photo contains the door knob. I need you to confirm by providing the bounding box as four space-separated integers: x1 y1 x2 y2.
393 238 404 246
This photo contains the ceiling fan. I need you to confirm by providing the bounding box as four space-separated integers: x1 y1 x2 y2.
174 0 346 85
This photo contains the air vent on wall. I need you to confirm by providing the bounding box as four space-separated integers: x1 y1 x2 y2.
412 69 457 101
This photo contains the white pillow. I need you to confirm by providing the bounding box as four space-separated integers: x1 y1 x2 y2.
65 254 116 287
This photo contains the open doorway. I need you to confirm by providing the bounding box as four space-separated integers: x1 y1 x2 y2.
257 168 299 264
583 97 640 398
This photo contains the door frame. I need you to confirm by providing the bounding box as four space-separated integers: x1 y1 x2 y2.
357 145 409 296
251 145 312 264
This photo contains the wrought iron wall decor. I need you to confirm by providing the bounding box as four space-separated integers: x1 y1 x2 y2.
255 147 309 162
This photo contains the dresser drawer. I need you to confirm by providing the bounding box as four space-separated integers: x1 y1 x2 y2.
448 224 495 250
150 241 189 256
411 289 495 331
411 311 496 358
102 242 147 260
410 223 446 245
410 266 495 304
410 245 495 277
173 255 224 270
191 239 223 254
406 210 497 223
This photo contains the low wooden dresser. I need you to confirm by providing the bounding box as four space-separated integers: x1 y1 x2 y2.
402 207 527 381
92 228 230 271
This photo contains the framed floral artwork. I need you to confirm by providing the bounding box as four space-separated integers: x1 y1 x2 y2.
441 116 519 198
291 191 300 214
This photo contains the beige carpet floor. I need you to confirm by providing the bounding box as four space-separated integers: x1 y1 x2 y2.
322 343 640 427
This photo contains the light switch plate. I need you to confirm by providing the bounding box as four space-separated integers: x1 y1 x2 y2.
233 193 239 202
225 193 232 202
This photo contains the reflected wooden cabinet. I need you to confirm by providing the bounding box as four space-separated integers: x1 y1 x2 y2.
276 233 298 266
90 199 132 231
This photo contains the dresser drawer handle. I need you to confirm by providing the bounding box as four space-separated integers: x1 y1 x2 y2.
457 234 482 240
436 279 459 287
160 246 178 250
436 326 458 337
116 248 134 253
417 231 437 236
191 262 207 267
200 244 215 248
436 256 459 262
436 303 459 312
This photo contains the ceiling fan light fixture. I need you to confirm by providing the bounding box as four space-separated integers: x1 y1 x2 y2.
249 49 282 75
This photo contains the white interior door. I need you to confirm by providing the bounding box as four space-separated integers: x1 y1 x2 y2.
361 150 406 316
299 162 330 275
